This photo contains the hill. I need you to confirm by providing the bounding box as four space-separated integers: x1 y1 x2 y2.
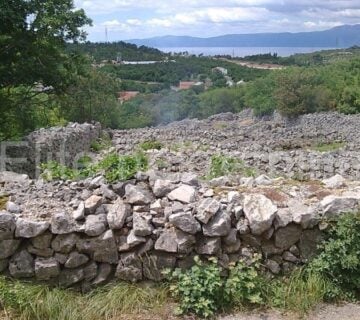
67 41 166 62
126 24 360 48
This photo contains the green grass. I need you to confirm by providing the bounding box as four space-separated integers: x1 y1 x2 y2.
90 133 113 152
139 140 163 151
311 141 346 152
268 269 333 316
0 277 170 320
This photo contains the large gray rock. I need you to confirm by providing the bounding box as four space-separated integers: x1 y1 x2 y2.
243 194 277 235
77 230 118 264
0 259 8 272
320 195 359 218
0 211 16 240
125 184 153 205
65 252 89 268
143 253 176 281
15 218 49 238
73 202 85 221
288 200 320 229
9 250 34 278
31 232 53 250
84 214 107 236
152 179 175 197
169 211 201 234
127 229 146 247
107 198 131 230
167 185 197 204
299 228 324 260
51 233 78 253
195 198 220 224
92 263 112 285
275 223 302 250
203 211 231 237
35 257 60 280
84 195 103 214
51 212 75 234
133 212 153 236
155 228 195 253
322 174 346 189
115 252 142 282
195 237 221 255
0 239 21 259
59 268 84 287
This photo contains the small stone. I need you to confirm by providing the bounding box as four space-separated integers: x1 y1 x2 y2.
180 173 199 186
322 174 346 189
73 202 85 221
59 268 84 287
0 239 21 259
31 232 53 250
266 259 281 274
236 217 250 234
115 252 142 282
6 202 21 214
195 237 221 255
228 191 241 204
92 263 112 285
51 212 75 234
282 251 298 263
127 229 146 247
152 179 175 197
52 233 78 253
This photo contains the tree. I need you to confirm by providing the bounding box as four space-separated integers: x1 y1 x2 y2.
0 0 92 89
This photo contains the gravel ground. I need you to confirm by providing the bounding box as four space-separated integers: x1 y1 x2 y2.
219 303 360 320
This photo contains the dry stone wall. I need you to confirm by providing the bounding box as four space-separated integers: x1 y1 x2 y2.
3 122 101 178
1 170 360 289
113 111 360 180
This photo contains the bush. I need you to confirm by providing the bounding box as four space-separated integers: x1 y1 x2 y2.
168 256 265 318
208 154 256 179
40 161 79 181
139 140 163 151
309 212 360 299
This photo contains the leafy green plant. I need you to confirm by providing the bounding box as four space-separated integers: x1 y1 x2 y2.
40 161 79 181
309 212 360 299
225 255 266 307
311 141 345 153
90 133 113 152
167 256 224 318
139 140 163 151
208 154 255 179
155 158 169 170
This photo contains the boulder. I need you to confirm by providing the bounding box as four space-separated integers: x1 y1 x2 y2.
84 214 107 236
195 237 221 255
73 202 85 221
274 223 302 250
0 211 16 240
59 268 84 287
322 174 346 189
168 185 197 204
127 229 146 247
133 212 153 236
0 239 21 259
92 263 112 285
152 179 175 197
115 252 142 282
243 194 277 235
143 253 176 281
299 228 324 260
154 228 195 253
31 232 53 250
0 259 8 272
51 212 75 234
107 198 131 230
35 257 60 280
125 184 153 205
320 195 359 218
195 198 220 224
65 252 89 268
84 195 102 214
203 211 231 237
9 250 34 278
169 211 201 234
51 233 78 253
15 218 49 238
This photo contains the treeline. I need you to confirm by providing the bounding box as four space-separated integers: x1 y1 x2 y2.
67 41 166 62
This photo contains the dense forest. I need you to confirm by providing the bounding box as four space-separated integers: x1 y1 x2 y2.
1 0 360 141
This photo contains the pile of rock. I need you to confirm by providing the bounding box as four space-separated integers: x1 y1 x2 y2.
1 170 359 289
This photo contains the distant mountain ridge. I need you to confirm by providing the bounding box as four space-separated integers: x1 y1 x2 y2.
126 24 360 48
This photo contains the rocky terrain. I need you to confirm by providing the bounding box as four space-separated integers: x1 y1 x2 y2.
1 111 360 290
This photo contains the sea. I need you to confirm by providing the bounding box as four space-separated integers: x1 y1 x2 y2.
157 47 337 57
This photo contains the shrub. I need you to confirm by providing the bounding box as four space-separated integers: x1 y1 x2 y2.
90 133 113 152
167 256 265 318
139 140 163 151
309 212 360 299
40 161 79 181
208 154 255 179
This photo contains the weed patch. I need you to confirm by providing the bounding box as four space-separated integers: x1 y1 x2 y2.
311 141 345 152
139 140 163 151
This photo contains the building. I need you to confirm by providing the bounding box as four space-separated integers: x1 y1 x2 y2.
117 91 140 104
179 81 197 90
212 67 228 75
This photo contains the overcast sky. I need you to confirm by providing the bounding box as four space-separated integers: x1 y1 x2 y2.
74 0 360 42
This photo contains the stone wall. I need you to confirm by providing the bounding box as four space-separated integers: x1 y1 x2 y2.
1 170 359 290
2 122 102 178
112 111 360 180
